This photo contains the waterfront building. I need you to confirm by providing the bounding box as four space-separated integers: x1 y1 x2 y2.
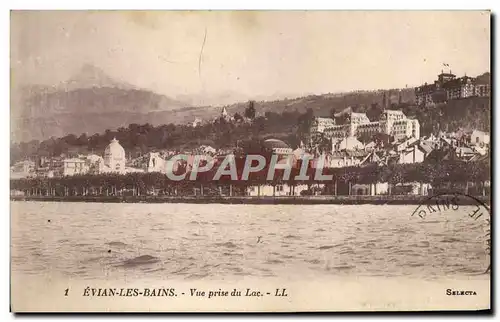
11 160 35 174
391 182 432 195
350 183 389 196
63 158 89 176
60 138 143 176
246 183 311 197
103 138 126 173
10 160 36 179
84 154 105 174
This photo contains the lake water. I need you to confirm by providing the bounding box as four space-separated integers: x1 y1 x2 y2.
11 201 490 282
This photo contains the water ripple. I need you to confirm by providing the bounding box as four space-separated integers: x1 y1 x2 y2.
10 202 491 280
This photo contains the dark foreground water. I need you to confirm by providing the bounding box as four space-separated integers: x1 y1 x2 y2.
11 201 490 281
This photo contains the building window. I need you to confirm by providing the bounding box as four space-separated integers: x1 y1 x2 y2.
276 185 284 192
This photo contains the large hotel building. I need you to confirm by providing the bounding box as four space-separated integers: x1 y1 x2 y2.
309 110 420 146
414 71 490 106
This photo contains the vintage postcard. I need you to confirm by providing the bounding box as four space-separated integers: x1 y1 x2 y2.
10 10 491 312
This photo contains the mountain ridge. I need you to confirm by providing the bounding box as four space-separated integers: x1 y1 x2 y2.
11 68 490 143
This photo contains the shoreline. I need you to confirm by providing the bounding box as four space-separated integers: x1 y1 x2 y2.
10 194 491 205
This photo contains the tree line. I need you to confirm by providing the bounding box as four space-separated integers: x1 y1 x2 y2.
11 102 313 164
10 159 490 197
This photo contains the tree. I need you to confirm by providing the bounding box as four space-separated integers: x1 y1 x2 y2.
244 100 256 120
297 108 315 136
367 103 383 121
77 133 88 146
233 112 244 123
358 133 373 145
329 108 336 119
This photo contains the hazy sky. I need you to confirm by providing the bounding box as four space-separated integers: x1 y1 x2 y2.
11 11 490 102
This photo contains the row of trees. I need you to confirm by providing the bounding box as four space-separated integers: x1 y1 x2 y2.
10 159 490 197
11 103 310 163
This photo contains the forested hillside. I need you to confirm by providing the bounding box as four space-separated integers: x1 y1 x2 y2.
11 94 491 164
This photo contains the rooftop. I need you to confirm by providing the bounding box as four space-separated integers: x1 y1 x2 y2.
263 139 290 149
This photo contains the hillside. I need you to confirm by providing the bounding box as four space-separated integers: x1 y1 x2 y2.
11 61 417 143
222 88 416 118
11 64 188 142
10 87 415 142
402 97 491 134
10 70 490 149
11 94 491 164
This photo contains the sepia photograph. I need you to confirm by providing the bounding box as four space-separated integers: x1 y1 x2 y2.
9 10 491 312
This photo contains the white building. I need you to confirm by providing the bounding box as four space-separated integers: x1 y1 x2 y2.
389 119 420 141
470 130 490 146
84 154 105 174
10 160 35 179
348 112 371 136
103 138 126 173
392 182 432 195
63 158 89 176
263 139 294 160
214 106 234 123
350 183 389 196
310 117 336 133
197 145 217 155
59 139 144 176
309 110 420 148
335 136 364 151
11 160 35 174
415 71 490 106
147 152 167 173
398 145 426 164
246 183 310 197
393 137 419 152
323 124 350 140
192 117 203 128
